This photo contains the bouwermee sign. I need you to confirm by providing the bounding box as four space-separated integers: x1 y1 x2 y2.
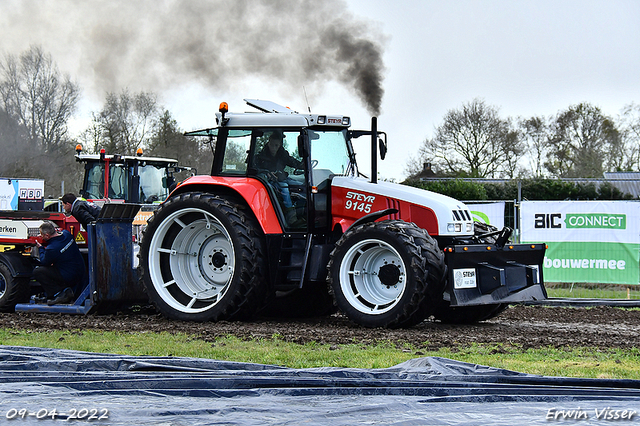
520 200 640 285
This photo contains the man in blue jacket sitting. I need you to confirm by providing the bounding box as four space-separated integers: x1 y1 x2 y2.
34 221 85 305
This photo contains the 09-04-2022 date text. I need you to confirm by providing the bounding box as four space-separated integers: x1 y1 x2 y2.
5 408 109 421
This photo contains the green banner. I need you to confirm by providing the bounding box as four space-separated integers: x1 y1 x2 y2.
565 213 626 229
543 241 640 284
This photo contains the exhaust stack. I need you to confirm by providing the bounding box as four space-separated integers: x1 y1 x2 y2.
371 117 377 184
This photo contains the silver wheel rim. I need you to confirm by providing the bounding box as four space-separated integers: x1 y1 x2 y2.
338 238 406 315
0 272 6 299
148 207 234 314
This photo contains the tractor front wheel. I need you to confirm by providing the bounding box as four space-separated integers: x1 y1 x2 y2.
139 192 268 321
329 220 445 328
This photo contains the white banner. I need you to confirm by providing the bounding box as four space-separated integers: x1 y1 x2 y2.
466 202 505 230
0 178 44 210
520 200 640 284
521 201 640 244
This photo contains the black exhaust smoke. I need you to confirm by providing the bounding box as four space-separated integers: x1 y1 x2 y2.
1 0 386 115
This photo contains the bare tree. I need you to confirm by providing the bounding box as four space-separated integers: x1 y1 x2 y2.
413 99 523 178
619 103 640 171
0 107 80 196
146 109 183 159
501 129 526 178
0 108 32 177
545 103 621 177
92 89 159 155
78 113 104 154
147 109 211 173
0 46 81 196
520 116 550 178
403 154 426 177
0 45 80 154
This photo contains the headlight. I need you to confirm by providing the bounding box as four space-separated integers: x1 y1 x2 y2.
447 223 465 233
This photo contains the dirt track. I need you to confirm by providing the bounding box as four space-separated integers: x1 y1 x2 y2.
1 304 639 350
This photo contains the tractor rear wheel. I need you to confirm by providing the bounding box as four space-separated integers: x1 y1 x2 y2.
329 220 445 328
139 192 268 321
0 263 29 312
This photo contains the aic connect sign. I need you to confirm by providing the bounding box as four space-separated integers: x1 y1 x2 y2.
521 201 640 285
534 213 626 229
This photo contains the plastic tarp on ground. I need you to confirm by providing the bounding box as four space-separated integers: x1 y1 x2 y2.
1 346 640 425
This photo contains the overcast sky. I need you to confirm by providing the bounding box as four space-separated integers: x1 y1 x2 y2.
1 0 639 180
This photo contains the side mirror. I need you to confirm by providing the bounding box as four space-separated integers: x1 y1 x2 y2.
379 137 387 160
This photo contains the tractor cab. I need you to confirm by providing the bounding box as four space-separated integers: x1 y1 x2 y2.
185 101 376 233
74 146 195 246
75 145 192 205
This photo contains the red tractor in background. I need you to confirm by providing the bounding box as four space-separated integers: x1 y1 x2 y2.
73 145 193 247
0 148 192 313
138 99 547 328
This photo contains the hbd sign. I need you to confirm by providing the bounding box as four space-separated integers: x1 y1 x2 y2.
0 179 45 211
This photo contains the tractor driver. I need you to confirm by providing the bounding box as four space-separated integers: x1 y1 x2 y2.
254 130 304 225
33 221 85 305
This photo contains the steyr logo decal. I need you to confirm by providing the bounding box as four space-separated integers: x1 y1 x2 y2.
345 191 375 214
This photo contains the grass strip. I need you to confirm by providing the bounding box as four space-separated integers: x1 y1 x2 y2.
1 329 639 380
546 285 640 300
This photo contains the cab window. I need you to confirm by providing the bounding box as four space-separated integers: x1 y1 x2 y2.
308 129 351 187
139 163 169 203
222 130 252 174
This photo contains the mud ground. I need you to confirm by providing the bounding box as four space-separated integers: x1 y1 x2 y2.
1 304 639 351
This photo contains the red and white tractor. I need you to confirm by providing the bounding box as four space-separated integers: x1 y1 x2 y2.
139 99 546 328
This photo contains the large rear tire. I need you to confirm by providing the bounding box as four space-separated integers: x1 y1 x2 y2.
0 263 29 312
139 192 268 321
328 220 445 328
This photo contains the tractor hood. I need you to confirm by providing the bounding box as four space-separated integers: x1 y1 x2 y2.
331 176 475 237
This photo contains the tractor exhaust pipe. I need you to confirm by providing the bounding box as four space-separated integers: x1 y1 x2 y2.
371 117 377 184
